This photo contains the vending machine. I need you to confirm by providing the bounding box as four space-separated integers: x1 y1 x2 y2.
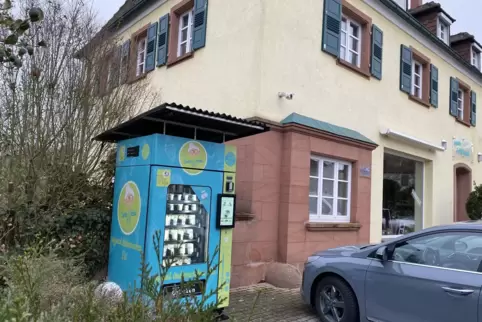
107 133 237 309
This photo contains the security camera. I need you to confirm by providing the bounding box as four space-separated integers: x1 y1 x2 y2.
278 92 294 100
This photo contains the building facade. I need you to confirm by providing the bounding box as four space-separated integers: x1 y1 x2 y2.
100 0 482 286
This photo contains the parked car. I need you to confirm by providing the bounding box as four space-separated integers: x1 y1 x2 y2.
301 221 482 322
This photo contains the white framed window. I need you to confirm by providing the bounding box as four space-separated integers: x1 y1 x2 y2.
457 89 464 119
309 156 352 223
177 11 193 57
340 16 361 67
393 0 407 10
106 60 113 86
120 54 126 83
437 19 450 44
471 47 481 70
136 36 147 76
411 60 423 98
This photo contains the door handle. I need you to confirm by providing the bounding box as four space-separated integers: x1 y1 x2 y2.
441 286 474 296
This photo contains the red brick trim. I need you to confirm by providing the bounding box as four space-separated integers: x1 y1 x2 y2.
305 222 361 232
167 51 193 67
457 78 471 126
453 163 472 222
340 0 372 78
167 0 194 66
236 212 255 221
409 46 431 106
128 23 150 83
336 58 371 79
282 124 377 151
409 94 431 108
245 117 377 151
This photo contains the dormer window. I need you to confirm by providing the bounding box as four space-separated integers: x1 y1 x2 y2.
393 0 408 10
437 18 450 44
471 45 482 71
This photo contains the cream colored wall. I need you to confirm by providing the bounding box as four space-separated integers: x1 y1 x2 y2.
257 0 482 243
118 0 265 118
116 0 482 243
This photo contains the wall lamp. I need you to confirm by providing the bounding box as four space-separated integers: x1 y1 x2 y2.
441 140 447 151
278 92 294 100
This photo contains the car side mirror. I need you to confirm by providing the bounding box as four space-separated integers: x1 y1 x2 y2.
375 246 389 261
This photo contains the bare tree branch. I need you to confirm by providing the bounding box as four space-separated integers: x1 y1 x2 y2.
0 0 160 242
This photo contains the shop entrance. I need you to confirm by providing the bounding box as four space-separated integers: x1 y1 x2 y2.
382 153 424 237
454 164 471 222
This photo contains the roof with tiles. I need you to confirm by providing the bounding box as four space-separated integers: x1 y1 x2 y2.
408 1 456 22
450 32 482 48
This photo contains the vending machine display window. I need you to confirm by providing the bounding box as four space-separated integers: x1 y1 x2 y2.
164 184 209 267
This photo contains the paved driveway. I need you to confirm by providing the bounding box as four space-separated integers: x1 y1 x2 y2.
227 284 318 321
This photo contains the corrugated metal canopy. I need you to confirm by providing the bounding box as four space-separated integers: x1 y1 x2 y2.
93 103 269 143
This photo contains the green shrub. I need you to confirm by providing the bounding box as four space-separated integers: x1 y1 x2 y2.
0 230 230 321
466 183 482 220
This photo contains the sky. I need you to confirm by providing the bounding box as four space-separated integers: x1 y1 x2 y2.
92 0 482 40
438 0 482 41
93 0 124 24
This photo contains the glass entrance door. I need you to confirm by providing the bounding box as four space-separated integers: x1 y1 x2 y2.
382 153 424 237
145 166 223 305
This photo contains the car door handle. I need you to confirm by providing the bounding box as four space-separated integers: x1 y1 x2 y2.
441 286 474 296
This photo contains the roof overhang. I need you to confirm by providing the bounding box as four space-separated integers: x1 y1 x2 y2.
473 42 482 53
93 103 269 143
438 11 455 24
380 127 446 152
409 3 456 23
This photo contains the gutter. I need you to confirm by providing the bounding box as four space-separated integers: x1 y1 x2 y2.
106 0 151 30
379 0 482 82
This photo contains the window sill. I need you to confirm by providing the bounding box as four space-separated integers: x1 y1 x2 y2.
408 95 430 108
127 73 147 85
455 117 471 127
167 52 193 68
305 222 361 232
235 212 255 222
336 58 370 79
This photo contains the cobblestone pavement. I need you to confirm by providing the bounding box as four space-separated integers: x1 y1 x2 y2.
226 283 319 322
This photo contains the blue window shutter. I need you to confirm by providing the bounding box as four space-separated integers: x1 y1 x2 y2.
145 22 158 72
120 40 130 84
192 0 208 50
399 45 412 94
371 24 383 80
322 0 341 57
449 77 459 117
157 14 169 66
471 91 477 126
430 64 438 108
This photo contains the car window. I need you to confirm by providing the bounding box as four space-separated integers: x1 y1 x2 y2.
391 232 482 272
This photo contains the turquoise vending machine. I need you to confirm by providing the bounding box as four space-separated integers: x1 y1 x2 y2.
94 103 268 313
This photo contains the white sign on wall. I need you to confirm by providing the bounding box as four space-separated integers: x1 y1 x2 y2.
453 138 473 161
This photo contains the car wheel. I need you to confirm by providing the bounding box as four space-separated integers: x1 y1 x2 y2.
314 276 358 322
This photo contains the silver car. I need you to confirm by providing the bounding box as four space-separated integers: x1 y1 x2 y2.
301 221 482 322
